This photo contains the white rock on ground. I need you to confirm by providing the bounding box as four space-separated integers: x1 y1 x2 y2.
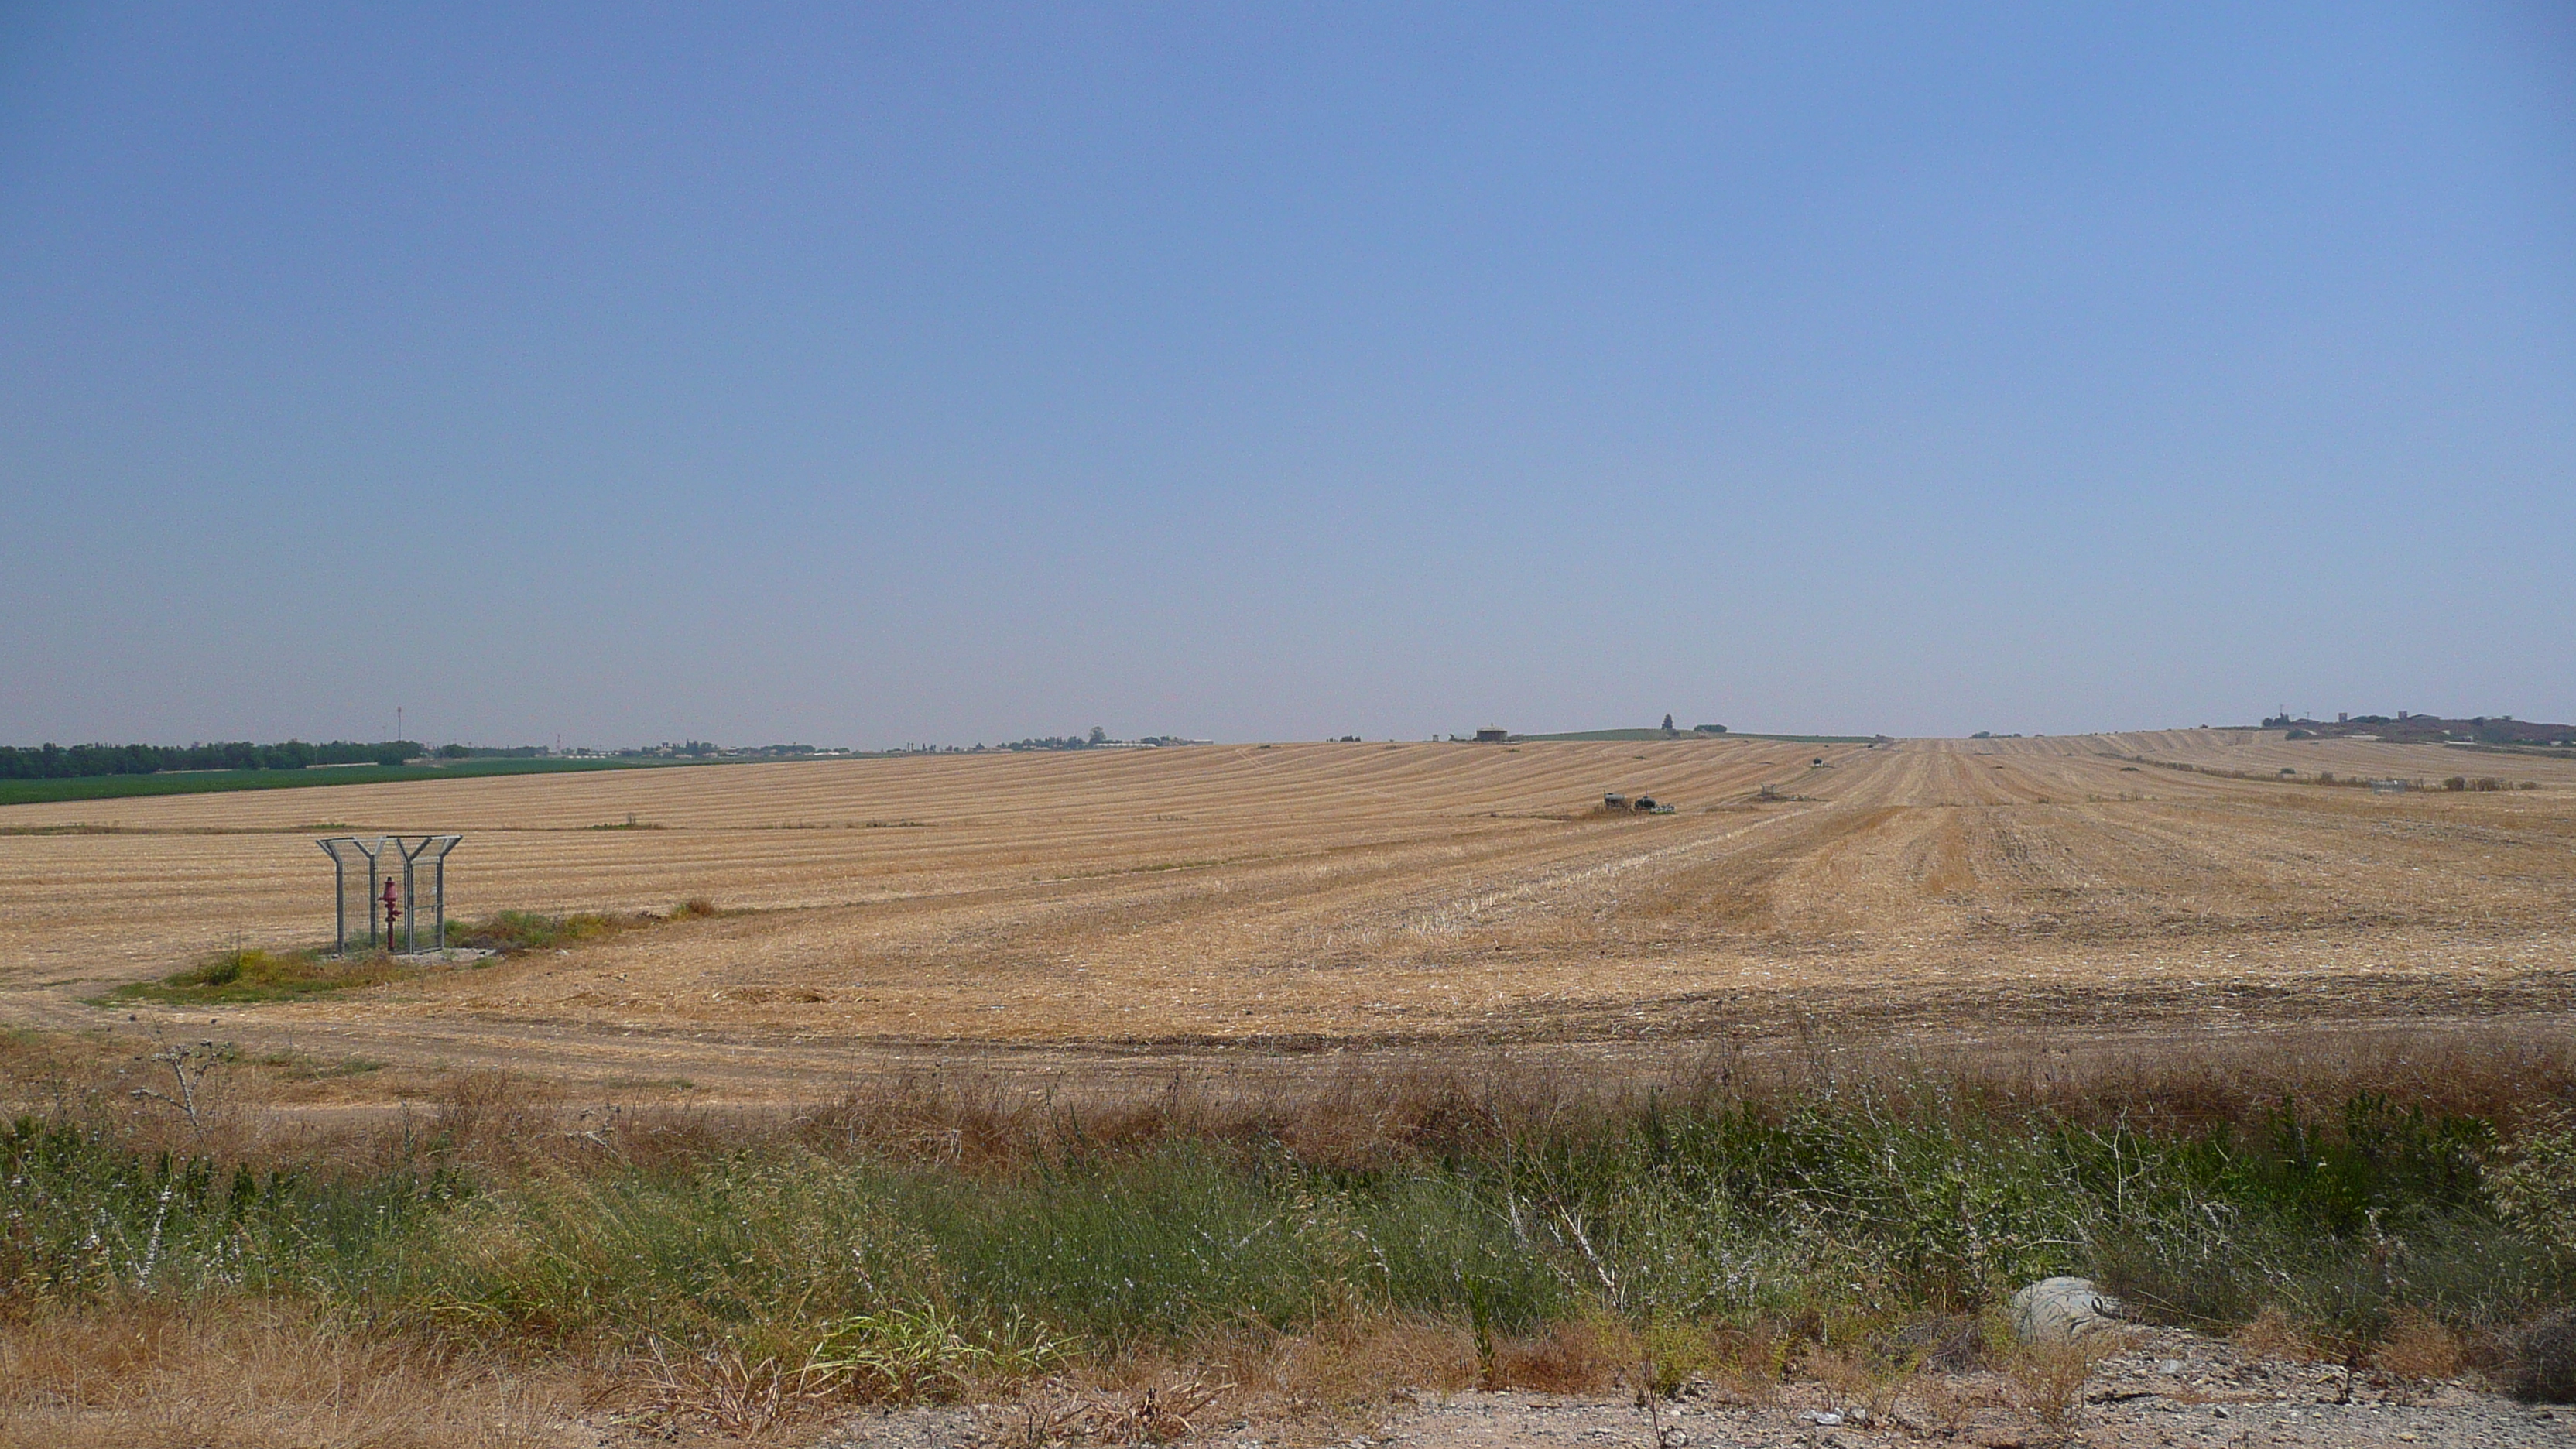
2012 1275 2124 1343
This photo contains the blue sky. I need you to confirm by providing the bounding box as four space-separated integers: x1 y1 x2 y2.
3 4 2571 747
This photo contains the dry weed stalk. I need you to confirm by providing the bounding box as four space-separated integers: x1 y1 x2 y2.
1896 1370 1997 1439
995 1376 1234 1447
1804 1341 1918 1426
128 1036 228 1134
635 1340 831 1437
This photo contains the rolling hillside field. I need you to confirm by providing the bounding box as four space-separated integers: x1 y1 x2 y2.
5 730 2572 1093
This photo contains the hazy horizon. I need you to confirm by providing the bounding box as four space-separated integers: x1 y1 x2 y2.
1 709 2557 756
5 5 2571 749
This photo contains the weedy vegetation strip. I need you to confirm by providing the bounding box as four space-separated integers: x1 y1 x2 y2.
12 1054 2576 1412
107 905 717 1005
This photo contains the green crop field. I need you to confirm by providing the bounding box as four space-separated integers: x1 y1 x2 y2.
0 755 699 807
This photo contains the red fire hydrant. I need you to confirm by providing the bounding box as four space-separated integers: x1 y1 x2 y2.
380 877 402 943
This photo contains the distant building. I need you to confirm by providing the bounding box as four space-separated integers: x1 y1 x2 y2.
1473 727 1510 743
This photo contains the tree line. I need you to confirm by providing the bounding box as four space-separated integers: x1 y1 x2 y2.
0 739 422 779
999 728 1111 752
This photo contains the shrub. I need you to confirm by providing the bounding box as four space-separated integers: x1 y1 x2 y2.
2485 1112 2576 1255
0 1115 461 1300
2503 1308 2576 1402
403 1152 938 1363
444 910 628 952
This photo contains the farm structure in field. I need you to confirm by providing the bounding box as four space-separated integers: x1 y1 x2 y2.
316 834 461 955
1602 793 1676 814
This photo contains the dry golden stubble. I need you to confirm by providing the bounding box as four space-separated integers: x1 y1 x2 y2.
0 1298 585 1449
3 733 2573 1118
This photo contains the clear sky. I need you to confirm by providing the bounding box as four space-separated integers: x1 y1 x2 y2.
3 4 2571 748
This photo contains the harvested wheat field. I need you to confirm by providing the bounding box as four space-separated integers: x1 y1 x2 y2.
5 731 2574 1094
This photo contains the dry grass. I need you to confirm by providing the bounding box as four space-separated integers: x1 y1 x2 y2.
2376 1310 2467 1403
0 1300 584 1449
1704 1321 1796 1406
746 1022 2576 1166
1485 1317 1633 1394
2231 1307 2315 1362
1998 1332 2125 1434
990 1375 1236 1447
1899 1372 1992 1439
15 1017 2571 1187
970 1314 1480 1449
1803 1342 1913 1423
1212 1314 1477 1411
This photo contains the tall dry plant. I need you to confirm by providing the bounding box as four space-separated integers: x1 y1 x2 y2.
1999 1334 2122 1437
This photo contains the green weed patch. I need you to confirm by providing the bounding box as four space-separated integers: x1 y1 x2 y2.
106 947 426 1005
108 903 721 1005
443 909 631 952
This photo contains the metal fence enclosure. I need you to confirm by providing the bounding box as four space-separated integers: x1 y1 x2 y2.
316 835 463 955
